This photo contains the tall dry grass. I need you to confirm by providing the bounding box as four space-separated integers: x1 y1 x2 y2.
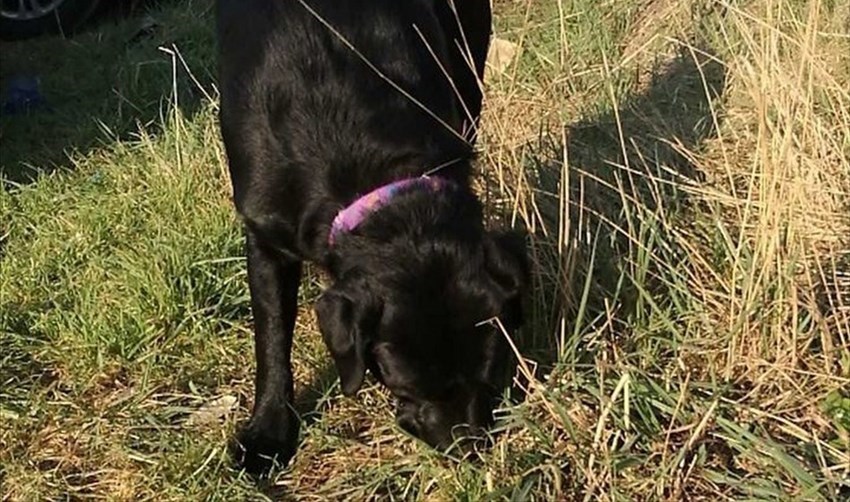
479 0 849 497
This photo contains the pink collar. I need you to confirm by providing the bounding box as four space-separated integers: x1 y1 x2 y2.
328 176 451 246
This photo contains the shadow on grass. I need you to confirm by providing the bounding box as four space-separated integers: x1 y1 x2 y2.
518 43 727 370
0 0 216 185
294 361 341 422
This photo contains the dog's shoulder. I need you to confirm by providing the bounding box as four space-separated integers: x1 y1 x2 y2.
219 2 471 191
217 0 476 258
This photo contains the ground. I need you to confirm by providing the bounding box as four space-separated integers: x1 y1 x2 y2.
1 0 848 500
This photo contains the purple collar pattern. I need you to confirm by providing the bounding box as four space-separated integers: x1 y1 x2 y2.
328 176 450 246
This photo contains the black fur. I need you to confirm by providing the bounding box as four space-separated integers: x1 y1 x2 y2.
217 0 527 475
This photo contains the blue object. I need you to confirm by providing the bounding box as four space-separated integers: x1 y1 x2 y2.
2 75 46 115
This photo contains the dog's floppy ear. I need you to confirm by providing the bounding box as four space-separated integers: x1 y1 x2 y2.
483 230 529 327
315 277 378 396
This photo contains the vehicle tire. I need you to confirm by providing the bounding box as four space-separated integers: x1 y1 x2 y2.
0 0 102 40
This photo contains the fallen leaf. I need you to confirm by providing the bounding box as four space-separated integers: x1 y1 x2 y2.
486 38 519 77
185 395 238 427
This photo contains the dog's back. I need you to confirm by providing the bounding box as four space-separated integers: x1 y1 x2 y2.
218 0 488 257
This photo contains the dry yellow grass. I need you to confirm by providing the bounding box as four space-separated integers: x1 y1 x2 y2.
474 0 849 498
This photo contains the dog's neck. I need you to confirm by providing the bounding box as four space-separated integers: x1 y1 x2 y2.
328 175 455 246
323 177 484 277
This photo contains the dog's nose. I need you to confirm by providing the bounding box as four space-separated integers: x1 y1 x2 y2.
396 399 453 448
396 398 492 452
396 399 422 437
396 412 420 437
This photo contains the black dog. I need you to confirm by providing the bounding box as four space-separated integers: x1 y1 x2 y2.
217 0 528 474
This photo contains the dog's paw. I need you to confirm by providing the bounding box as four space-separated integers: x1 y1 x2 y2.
231 409 299 476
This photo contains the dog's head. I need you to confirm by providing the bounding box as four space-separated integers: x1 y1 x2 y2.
316 229 528 449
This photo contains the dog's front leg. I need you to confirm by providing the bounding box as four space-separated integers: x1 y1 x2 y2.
233 227 303 475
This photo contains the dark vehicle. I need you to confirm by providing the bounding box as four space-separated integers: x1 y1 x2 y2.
0 0 101 40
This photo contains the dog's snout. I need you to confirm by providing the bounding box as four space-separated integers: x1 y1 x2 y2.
395 395 495 451
396 399 421 436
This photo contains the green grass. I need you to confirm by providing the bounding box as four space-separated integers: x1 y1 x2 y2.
0 0 216 183
2 0 849 500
